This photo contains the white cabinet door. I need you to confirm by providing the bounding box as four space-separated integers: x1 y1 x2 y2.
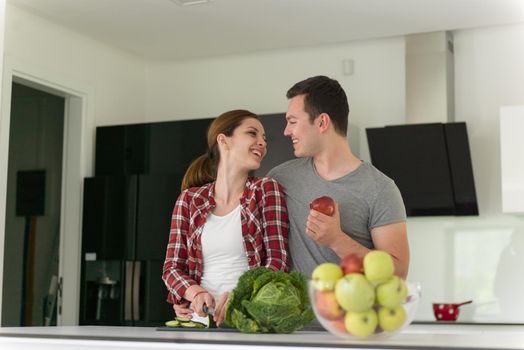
500 105 524 213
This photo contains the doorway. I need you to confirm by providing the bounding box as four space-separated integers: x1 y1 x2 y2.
1 82 65 326
0 60 93 326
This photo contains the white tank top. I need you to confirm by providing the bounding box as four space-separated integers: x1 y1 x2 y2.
200 205 249 301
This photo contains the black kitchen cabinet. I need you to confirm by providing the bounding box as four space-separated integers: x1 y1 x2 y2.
84 117 214 327
147 119 213 175
82 174 182 261
82 176 137 260
95 124 149 176
79 259 173 326
136 259 174 326
95 119 213 176
80 173 182 326
135 173 184 261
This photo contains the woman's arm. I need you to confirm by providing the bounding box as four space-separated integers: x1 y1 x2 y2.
260 178 289 272
162 191 198 304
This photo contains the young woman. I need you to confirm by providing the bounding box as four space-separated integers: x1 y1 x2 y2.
162 110 289 326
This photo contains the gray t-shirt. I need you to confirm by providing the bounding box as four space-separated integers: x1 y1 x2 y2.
267 158 406 277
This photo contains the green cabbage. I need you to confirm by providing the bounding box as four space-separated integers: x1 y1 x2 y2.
224 267 314 333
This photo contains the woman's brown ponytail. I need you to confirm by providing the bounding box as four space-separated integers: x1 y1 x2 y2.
180 109 258 191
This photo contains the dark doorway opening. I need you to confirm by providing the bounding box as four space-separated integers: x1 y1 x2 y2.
1 82 65 326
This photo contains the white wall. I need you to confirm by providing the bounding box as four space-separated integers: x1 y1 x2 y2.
5 4 147 126
145 24 524 323
455 24 524 216
145 37 406 161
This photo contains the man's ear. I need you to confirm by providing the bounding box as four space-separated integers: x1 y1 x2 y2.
318 113 330 132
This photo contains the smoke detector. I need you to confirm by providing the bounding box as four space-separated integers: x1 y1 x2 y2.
170 0 213 6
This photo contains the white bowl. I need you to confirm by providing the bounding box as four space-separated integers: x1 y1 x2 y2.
309 280 421 340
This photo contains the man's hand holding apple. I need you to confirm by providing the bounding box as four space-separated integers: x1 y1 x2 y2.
308 196 375 260
307 199 346 248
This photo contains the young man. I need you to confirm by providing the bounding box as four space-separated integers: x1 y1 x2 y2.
267 76 409 279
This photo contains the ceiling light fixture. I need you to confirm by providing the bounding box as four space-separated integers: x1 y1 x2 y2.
170 0 213 6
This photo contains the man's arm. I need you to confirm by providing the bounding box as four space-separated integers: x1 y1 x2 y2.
369 222 409 279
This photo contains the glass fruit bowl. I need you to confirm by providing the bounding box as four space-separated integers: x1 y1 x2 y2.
308 280 421 340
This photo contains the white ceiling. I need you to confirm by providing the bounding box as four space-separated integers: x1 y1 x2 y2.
8 0 524 61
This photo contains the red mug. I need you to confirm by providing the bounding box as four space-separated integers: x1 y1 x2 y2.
432 300 473 321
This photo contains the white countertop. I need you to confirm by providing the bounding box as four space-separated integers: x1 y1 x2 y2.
1 324 524 350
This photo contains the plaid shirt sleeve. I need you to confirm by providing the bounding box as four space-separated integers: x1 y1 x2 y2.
162 190 197 304
260 178 289 272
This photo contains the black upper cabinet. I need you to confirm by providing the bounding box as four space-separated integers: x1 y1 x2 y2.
148 119 213 175
94 115 295 178
95 119 213 176
95 125 150 176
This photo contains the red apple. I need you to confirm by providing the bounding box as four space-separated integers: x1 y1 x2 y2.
331 318 347 333
310 196 335 216
315 290 344 320
340 253 364 275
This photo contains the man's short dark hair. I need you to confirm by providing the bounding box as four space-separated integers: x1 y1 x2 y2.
286 75 349 136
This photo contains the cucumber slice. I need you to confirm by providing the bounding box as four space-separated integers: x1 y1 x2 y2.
166 315 215 329
165 320 181 327
175 316 191 322
180 321 206 328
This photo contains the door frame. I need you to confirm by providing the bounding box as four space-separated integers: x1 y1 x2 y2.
0 56 94 325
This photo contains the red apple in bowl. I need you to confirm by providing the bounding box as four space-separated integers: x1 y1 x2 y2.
315 290 345 320
340 253 364 275
330 318 347 333
310 196 335 216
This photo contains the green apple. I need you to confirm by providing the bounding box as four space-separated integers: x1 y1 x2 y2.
378 305 406 332
363 250 394 285
376 276 408 308
312 263 343 291
344 309 378 338
334 273 375 312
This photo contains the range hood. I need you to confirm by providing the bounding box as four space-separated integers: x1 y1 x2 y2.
366 122 478 216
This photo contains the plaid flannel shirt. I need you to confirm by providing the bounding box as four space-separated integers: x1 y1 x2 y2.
162 176 289 304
